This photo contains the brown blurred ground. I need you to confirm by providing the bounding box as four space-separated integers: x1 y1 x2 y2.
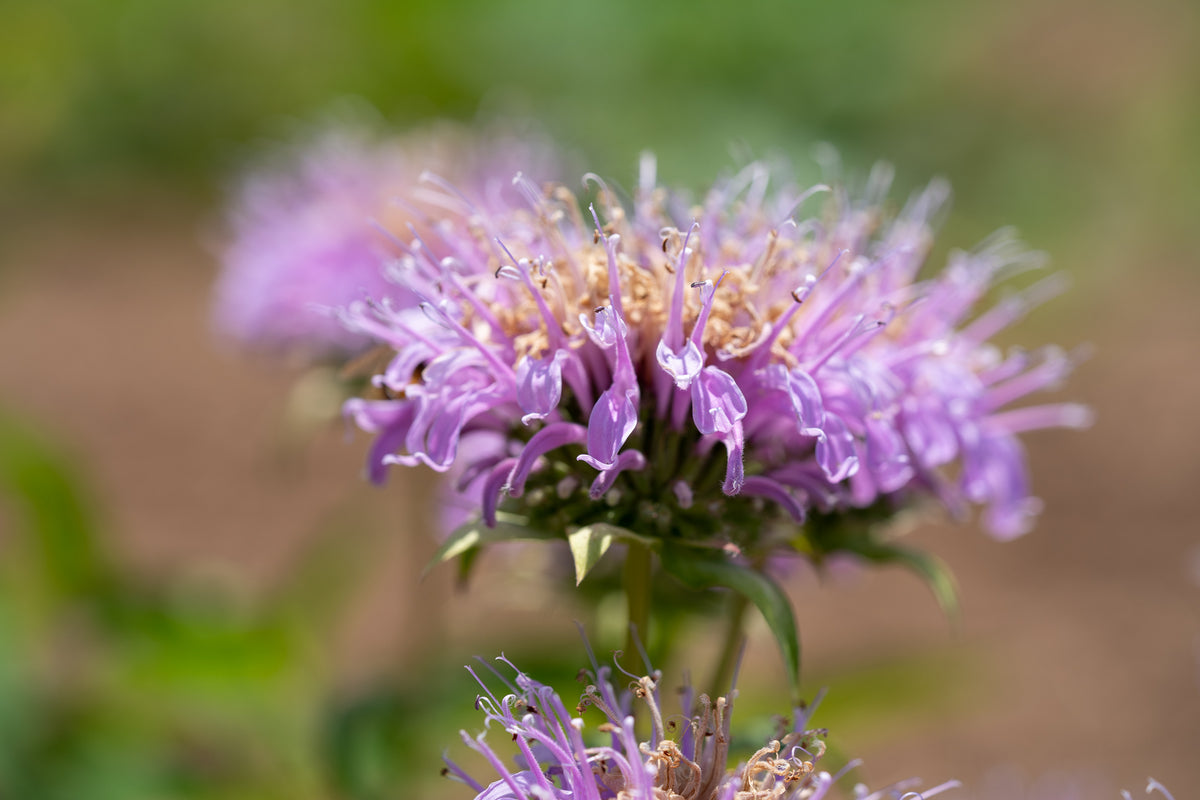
0 192 1197 796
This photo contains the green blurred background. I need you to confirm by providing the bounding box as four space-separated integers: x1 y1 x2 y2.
1 0 1198 798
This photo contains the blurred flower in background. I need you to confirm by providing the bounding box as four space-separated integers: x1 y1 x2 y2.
2 0 1197 798
212 116 564 359
212 124 410 358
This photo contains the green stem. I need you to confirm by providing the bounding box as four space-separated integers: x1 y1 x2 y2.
706 591 750 699
623 540 653 661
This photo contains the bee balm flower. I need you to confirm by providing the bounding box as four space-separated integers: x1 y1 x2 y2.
342 156 1088 554
446 653 958 800
212 123 561 358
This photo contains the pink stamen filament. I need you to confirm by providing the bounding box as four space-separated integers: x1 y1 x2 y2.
495 237 566 348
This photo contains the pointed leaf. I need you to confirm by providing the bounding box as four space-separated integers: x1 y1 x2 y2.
455 545 481 590
567 523 658 585
580 522 658 548
567 526 614 585
422 516 554 578
660 544 801 695
889 547 960 626
855 543 960 626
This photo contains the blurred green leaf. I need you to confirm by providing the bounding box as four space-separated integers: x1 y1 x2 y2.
0 408 113 604
0 410 333 799
324 688 409 800
859 544 961 626
803 506 960 625
659 544 801 696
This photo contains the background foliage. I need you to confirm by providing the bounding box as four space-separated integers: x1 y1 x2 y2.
1 0 1197 797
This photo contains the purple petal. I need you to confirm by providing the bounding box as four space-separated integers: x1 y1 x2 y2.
741 476 806 522
655 338 704 389
588 450 647 499
396 375 506 472
691 366 747 435
578 387 639 471
441 754 484 793
344 396 406 434
515 349 570 424
578 305 626 349
691 367 749 494
507 422 587 497
343 398 416 485
688 276 723 349
761 364 825 437
482 458 518 527
982 345 1074 410
848 446 879 506
986 402 1094 434
473 768 543 800
768 463 841 511
901 395 959 469
960 425 1039 539
816 359 875 422
721 423 745 495
662 221 698 348
863 414 914 493
578 304 641 472
398 389 473 472
377 341 437 392
672 480 694 509
815 411 859 483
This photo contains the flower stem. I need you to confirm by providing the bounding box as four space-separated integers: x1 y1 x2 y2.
707 591 750 699
623 540 653 660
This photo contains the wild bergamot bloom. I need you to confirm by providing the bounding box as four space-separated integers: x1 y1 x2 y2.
445 652 959 800
212 121 561 359
342 155 1088 552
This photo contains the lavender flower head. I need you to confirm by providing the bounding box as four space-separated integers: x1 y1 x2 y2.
448 652 958 800
342 155 1089 560
213 122 561 358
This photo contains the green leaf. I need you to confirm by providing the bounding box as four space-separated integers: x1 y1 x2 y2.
660 544 801 695
567 526 614 585
567 523 656 585
802 512 961 627
0 409 112 603
422 515 555 578
892 548 960 626
856 543 960 626
455 545 482 590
